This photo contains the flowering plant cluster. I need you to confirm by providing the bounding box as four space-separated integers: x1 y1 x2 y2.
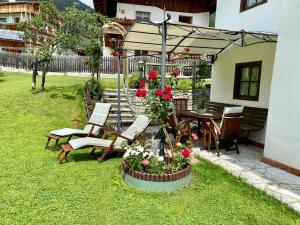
136 69 180 125
123 139 194 175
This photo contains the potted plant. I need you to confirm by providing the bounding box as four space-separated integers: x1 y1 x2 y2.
121 140 194 191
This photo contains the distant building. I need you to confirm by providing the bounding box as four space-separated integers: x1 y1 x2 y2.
93 0 216 56
0 0 40 52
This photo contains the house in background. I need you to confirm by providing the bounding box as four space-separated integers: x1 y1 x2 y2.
93 0 216 56
211 0 300 173
0 0 40 52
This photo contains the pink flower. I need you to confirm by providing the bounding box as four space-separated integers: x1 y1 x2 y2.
156 89 164 97
142 159 150 167
171 71 179 77
181 148 192 158
139 80 145 88
148 70 158 80
192 133 199 141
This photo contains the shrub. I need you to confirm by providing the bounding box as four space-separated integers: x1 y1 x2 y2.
84 78 104 101
128 71 142 89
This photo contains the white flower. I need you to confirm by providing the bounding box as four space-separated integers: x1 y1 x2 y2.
143 152 148 158
136 146 144 152
157 156 164 162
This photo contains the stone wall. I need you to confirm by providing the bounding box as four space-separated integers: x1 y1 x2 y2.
126 88 210 115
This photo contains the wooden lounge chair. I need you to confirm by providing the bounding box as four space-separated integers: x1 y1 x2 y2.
45 103 111 151
167 104 193 143
208 107 244 156
58 115 151 163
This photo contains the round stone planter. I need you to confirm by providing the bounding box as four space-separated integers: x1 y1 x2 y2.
121 161 192 192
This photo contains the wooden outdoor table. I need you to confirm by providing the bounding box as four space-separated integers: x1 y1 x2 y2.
178 111 222 149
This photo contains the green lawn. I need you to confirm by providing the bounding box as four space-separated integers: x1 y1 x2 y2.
0 72 299 225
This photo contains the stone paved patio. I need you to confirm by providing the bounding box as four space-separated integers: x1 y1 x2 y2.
193 145 300 213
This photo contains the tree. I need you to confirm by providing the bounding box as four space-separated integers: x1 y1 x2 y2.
60 5 108 80
18 1 61 89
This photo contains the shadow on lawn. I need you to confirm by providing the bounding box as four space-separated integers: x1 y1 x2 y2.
68 151 121 163
31 84 83 100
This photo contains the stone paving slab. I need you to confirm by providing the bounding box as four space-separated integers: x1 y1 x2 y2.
193 145 300 213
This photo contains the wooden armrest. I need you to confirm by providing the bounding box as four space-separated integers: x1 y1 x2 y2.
177 118 192 128
86 122 103 127
86 122 104 137
209 118 221 135
101 127 132 141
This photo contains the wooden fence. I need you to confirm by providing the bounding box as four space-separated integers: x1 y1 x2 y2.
0 51 203 75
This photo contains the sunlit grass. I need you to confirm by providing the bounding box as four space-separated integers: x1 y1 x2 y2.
0 72 299 225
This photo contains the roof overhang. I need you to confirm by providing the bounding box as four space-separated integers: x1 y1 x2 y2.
124 21 278 57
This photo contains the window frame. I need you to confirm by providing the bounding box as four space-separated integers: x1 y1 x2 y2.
233 61 262 101
240 0 268 12
178 15 193 24
136 11 151 21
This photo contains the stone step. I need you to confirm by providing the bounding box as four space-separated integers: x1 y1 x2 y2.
111 107 132 112
111 103 130 107
108 113 135 118
105 98 128 102
108 119 135 124
103 92 127 97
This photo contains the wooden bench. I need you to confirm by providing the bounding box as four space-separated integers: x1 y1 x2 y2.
206 101 268 140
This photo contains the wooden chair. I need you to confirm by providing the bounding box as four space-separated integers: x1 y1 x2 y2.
58 115 151 163
45 103 111 151
167 104 192 143
208 115 243 156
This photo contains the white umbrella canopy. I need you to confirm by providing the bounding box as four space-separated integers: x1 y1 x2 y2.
123 21 277 56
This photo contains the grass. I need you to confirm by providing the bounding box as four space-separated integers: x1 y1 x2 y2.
0 72 299 225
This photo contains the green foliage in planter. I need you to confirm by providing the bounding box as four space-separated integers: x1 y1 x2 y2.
84 78 104 101
128 71 142 89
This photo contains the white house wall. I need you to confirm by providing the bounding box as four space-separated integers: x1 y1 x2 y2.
116 3 209 26
215 0 282 33
210 40 277 143
264 0 300 170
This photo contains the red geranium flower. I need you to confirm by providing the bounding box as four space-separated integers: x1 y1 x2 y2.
164 86 172 94
171 71 179 77
184 47 190 53
139 80 145 88
136 89 142 97
181 148 192 157
156 89 164 97
163 92 172 101
111 50 118 56
148 70 158 80
139 89 147 97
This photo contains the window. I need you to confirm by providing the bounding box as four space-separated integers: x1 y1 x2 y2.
136 11 151 21
14 17 20 23
179 15 193 24
135 50 148 56
233 61 262 101
0 18 6 23
240 0 267 12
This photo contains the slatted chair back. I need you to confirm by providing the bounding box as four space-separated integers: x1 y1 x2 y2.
220 116 243 140
83 103 111 135
166 104 179 136
115 115 151 145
